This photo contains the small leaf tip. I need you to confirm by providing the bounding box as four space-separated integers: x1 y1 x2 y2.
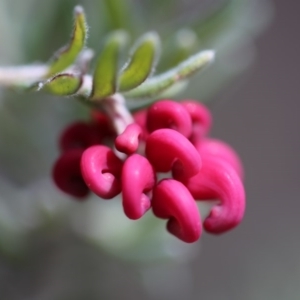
74 5 84 15
111 30 130 44
201 50 215 62
143 31 160 42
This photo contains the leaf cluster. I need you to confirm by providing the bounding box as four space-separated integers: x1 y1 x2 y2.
33 6 214 109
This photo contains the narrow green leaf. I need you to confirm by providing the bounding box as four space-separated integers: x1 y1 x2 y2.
90 31 128 100
118 32 160 92
103 0 136 31
124 50 215 99
41 73 82 96
127 81 189 111
46 6 88 77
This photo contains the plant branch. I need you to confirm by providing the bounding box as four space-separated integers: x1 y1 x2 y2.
0 64 48 88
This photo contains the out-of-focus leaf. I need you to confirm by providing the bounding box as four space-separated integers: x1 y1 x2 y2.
158 28 198 72
75 48 94 74
193 0 242 43
103 0 136 31
118 32 160 92
127 81 189 111
124 50 215 99
46 6 88 77
90 31 128 100
41 73 82 96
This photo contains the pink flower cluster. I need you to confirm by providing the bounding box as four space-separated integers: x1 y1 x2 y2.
52 99 245 243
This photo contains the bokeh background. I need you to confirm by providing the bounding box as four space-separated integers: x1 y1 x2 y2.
0 0 299 299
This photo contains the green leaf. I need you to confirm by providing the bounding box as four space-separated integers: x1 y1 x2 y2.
193 0 242 42
103 0 136 32
158 28 198 72
41 73 82 96
90 31 128 100
127 81 189 111
46 6 88 77
118 32 160 92
124 50 215 99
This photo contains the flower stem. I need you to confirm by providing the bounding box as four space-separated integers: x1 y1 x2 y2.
0 64 49 88
101 93 134 135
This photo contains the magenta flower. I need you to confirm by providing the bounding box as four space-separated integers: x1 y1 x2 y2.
81 145 123 199
181 100 212 143
152 179 202 243
59 121 103 151
115 123 143 155
121 154 156 219
146 100 192 137
175 156 245 234
145 128 201 178
195 138 244 178
52 99 246 243
52 148 89 199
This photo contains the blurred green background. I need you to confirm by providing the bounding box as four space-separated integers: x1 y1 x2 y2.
1 0 300 299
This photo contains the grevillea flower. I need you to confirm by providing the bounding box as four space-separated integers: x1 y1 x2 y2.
59 121 103 151
81 145 123 199
52 99 246 243
115 123 142 155
52 148 89 199
121 154 156 219
152 179 202 243
146 100 192 137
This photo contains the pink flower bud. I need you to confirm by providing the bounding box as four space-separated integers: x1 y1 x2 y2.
90 110 115 137
146 100 192 137
177 157 245 234
152 179 202 243
52 149 89 199
81 145 123 199
115 123 143 155
59 122 102 152
181 100 212 142
133 109 149 140
121 154 156 219
145 129 201 179
195 138 244 178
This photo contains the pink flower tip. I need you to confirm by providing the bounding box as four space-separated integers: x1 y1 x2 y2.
80 145 123 199
122 154 156 219
181 100 212 142
177 156 245 234
146 99 192 137
115 123 142 155
145 128 202 179
152 179 202 243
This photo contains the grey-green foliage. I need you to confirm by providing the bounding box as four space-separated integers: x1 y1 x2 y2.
28 6 215 108
1 0 273 105
90 31 129 100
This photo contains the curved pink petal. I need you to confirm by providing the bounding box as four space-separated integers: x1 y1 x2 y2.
152 179 202 243
181 100 212 142
81 145 123 199
133 109 149 140
146 100 192 137
52 149 89 199
195 138 244 179
59 122 102 152
145 129 201 179
115 123 143 155
122 154 156 219
177 157 245 234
